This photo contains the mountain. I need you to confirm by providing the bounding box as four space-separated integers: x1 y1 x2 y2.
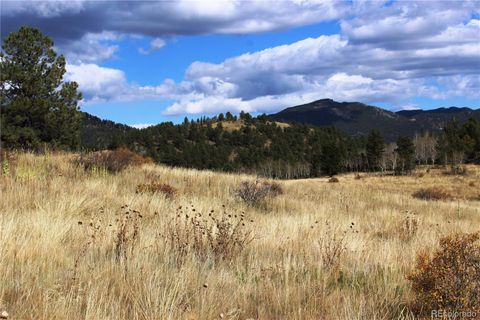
396 107 480 130
80 112 135 149
269 99 480 141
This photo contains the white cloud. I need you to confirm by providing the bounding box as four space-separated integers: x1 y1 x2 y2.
65 63 130 102
162 73 435 115
42 1 479 115
393 104 421 112
2 0 86 17
2 0 347 40
60 32 120 64
131 123 154 129
139 37 166 55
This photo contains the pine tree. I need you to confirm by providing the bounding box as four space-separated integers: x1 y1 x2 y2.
366 129 385 171
0 27 82 150
395 136 415 175
319 140 344 176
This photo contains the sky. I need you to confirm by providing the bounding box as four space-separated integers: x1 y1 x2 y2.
1 0 479 127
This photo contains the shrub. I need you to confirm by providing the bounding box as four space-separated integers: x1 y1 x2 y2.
136 182 177 199
412 188 450 201
328 177 339 183
234 180 281 207
165 205 254 263
262 181 284 197
407 232 480 315
75 147 152 173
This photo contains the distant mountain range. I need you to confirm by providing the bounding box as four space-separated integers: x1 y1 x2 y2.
269 99 480 141
80 99 480 147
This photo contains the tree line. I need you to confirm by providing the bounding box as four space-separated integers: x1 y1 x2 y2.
1 27 480 178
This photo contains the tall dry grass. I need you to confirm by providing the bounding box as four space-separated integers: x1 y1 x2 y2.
0 153 479 319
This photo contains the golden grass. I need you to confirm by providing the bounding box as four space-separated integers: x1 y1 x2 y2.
1 153 479 319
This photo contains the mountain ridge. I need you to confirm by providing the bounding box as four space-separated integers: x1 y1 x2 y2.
269 99 480 141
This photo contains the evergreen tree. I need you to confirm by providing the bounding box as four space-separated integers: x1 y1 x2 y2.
319 140 344 176
225 112 234 121
463 118 480 163
395 136 415 175
0 26 82 150
366 129 385 171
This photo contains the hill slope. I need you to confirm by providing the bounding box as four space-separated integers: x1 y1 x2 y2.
269 99 480 141
2 152 479 319
80 112 135 149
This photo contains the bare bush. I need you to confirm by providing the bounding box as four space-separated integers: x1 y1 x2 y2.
407 232 480 315
234 180 282 207
412 188 450 201
75 147 152 173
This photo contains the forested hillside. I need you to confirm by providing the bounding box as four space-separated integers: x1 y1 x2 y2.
80 112 135 150
80 111 480 178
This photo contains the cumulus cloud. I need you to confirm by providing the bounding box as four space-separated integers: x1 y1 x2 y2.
1 0 346 40
65 63 130 102
0 1 348 70
15 0 478 114
59 32 120 64
1 0 86 18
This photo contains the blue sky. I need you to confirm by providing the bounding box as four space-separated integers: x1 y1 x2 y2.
1 1 479 127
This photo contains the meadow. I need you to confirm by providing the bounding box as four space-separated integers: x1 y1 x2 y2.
0 152 479 319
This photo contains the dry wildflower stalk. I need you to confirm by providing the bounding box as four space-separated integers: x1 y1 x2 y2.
165 205 254 263
114 205 141 274
399 211 419 242
73 209 106 281
317 222 350 271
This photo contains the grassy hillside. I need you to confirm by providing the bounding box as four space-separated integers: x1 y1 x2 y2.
0 152 479 319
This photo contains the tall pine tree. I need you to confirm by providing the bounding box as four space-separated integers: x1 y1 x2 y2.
366 129 385 171
0 27 82 150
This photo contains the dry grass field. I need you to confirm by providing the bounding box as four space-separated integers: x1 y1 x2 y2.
0 152 479 319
